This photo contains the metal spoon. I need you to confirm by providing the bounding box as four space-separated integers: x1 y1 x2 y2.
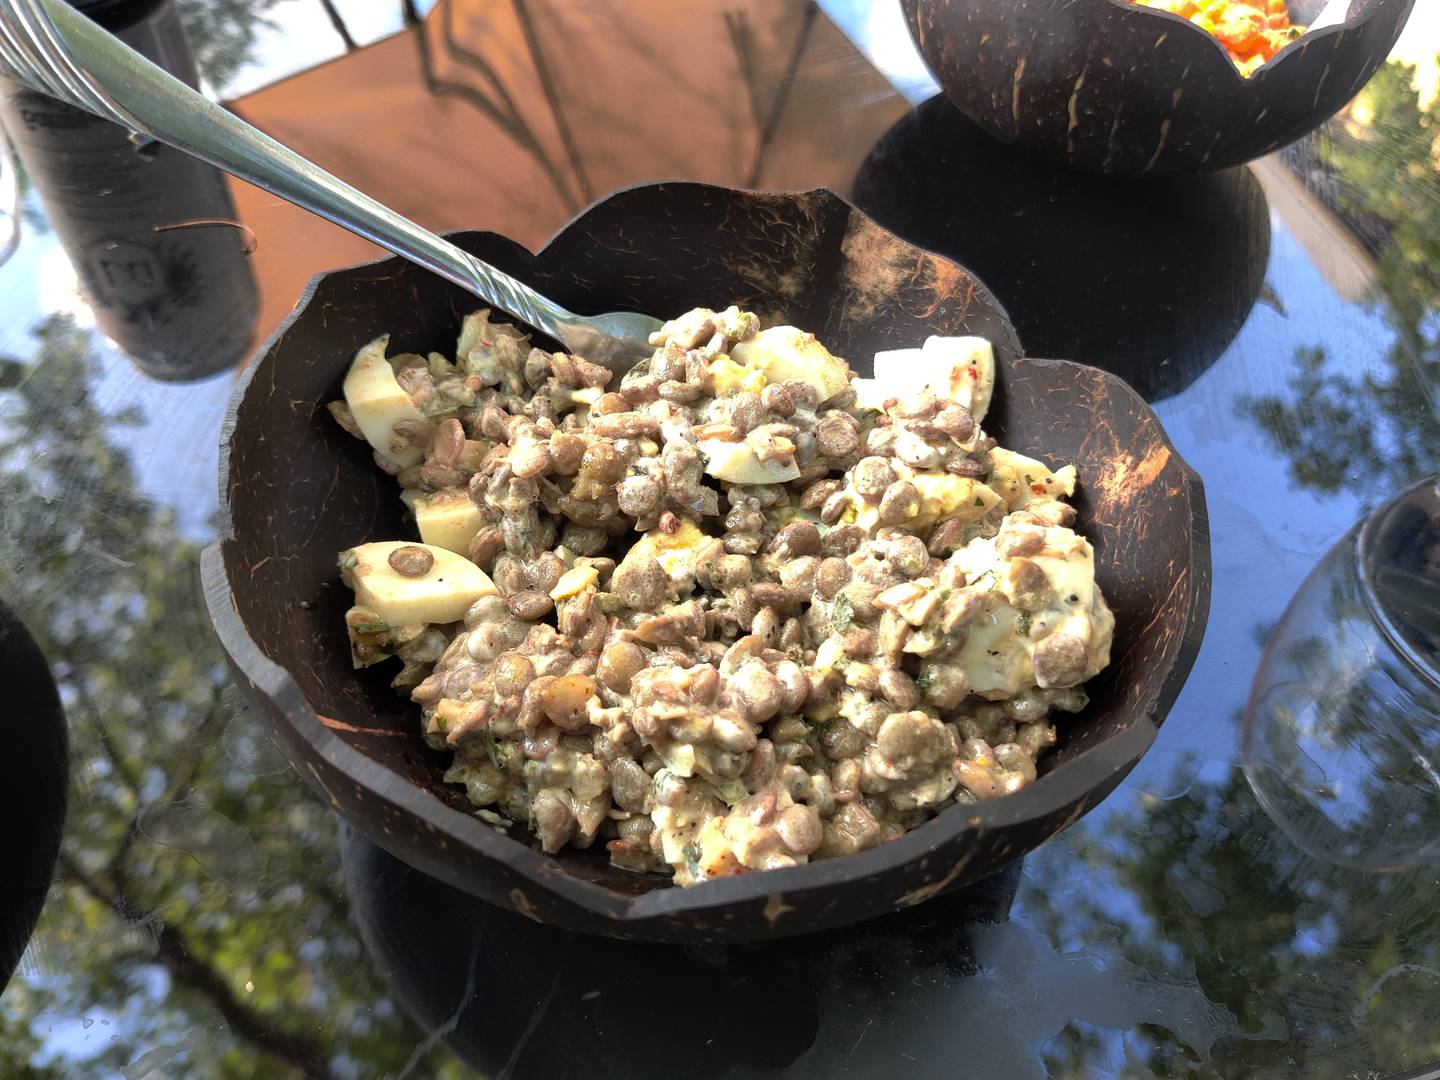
0 0 663 371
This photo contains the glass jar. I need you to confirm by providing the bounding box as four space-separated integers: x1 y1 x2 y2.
1242 475 1440 869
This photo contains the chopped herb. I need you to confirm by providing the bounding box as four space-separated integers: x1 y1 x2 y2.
493 741 519 770
1067 593 1079 603
973 496 985 507
715 778 750 806
831 593 854 632
1017 612 1032 637
1023 474 1034 485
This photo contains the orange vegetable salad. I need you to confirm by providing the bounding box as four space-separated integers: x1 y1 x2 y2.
1131 0 1306 76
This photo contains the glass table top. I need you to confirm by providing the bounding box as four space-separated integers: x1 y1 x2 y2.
1 0 1438 1076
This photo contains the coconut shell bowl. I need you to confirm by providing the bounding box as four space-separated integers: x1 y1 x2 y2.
902 0 1415 176
201 182 1209 942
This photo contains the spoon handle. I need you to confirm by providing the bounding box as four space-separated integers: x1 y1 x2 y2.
0 0 573 341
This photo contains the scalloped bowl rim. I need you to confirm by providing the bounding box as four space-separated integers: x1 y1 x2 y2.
911 0 1401 91
208 182 1211 925
1099 0 1384 86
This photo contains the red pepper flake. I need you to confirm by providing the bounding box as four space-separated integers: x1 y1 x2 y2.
1030 483 1046 495
968 365 978 381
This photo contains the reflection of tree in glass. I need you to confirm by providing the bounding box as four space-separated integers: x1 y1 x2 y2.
1023 758 1440 1076
0 318 464 1077
174 0 285 93
1323 62 1440 325
0 1006 61 1079
1239 60 1440 496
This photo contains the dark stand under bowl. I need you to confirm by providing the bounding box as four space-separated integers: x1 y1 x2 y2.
203 181 1209 942
339 819 1023 1076
851 96 1271 401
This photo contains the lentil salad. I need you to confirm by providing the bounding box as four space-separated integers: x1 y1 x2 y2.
329 307 1113 886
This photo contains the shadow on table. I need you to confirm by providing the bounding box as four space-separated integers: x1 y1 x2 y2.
340 821 1021 1078
850 96 1271 403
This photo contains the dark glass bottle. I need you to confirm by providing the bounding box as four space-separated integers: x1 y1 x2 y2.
0 0 260 381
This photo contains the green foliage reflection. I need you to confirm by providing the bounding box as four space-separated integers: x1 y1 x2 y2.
0 317 464 1078
1240 60 1440 497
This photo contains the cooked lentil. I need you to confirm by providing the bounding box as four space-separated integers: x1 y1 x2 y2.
333 307 1113 886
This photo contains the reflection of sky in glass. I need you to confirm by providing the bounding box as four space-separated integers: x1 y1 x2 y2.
1100 221 1397 804
23 967 170 1073
1 192 230 542
217 0 439 98
817 0 940 104
0 133 16 267
0 192 46 354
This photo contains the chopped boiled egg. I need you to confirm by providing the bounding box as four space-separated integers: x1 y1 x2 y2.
550 564 599 601
988 448 1077 511
923 336 994 422
911 473 1002 529
847 462 1002 535
413 490 487 555
615 520 708 595
342 336 428 467
698 438 800 485
948 531 1113 698
731 326 851 403
706 356 768 395
856 336 995 422
340 541 497 626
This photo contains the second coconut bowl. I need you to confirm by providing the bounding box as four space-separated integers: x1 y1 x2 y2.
902 0 1416 176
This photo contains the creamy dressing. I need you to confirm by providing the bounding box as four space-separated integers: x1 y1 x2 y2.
336 307 1115 888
